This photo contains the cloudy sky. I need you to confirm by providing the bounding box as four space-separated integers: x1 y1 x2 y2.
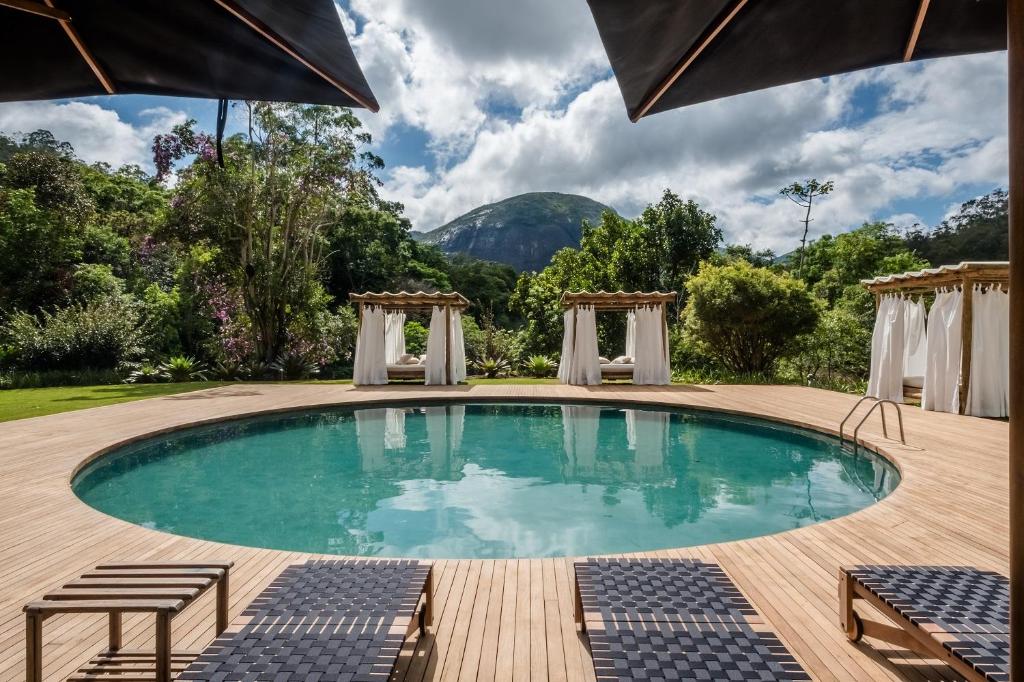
0 0 1009 253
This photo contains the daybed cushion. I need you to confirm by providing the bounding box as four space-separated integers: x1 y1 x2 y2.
398 353 418 365
612 355 633 364
599 356 611 364
904 375 924 389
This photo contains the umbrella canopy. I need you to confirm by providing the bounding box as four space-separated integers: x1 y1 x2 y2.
0 0 377 110
587 0 1006 121
587 0 1022 676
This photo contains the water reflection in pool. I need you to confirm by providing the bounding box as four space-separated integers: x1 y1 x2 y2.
74 403 899 558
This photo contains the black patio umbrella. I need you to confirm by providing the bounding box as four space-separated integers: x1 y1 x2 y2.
0 0 377 110
586 0 1022 673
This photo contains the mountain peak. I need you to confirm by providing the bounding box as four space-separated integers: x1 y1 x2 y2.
418 192 614 271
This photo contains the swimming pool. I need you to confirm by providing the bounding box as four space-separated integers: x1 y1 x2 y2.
73 402 899 559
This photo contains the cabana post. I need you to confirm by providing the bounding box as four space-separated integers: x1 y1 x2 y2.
350 291 469 386
862 262 1010 413
559 291 675 385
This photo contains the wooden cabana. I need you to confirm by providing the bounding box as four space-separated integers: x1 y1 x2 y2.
862 262 1009 413
349 291 469 384
559 291 676 384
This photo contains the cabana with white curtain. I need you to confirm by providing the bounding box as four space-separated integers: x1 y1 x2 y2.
558 291 675 386
350 291 469 386
862 262 1009 417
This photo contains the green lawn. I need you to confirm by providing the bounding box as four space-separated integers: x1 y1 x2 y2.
0 382 224 423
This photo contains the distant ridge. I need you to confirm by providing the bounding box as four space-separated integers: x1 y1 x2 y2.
416 192 614 271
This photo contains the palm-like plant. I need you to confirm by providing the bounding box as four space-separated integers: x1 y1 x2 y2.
158 355 208 383
473 355 512 379
524 355 557 378
125 363 166 384
271 352 319 380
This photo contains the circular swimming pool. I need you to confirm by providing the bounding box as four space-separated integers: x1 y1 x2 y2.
73 402 899 559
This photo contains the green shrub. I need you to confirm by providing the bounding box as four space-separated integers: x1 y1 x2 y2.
524 355 557 378
683 260 818 374
125 363 165 384
0 368 124 389
3 295 146 371
473 356 512 378
404 321 428 355
784 307 871 387
271 352 319 380
158 355 207 382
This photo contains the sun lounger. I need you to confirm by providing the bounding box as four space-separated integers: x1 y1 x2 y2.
387 363 426 380
600 363 634 380
840 565 1009 682
575 558 809 680
180 559 432 681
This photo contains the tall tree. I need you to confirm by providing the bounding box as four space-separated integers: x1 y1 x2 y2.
161 103 384 363
780 178 834 277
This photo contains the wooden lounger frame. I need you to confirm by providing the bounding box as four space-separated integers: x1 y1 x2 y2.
840 565 1009 682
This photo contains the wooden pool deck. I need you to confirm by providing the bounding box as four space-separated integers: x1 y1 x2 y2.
0 383 1008 681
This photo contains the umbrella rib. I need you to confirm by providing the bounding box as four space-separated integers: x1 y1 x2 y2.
0 0 68 21
903 0 932 61
36 0 116 94
632 0 749 121
211 0 379 112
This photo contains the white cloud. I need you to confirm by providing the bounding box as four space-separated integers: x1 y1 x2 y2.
377 52 1008 252
0 101 186 170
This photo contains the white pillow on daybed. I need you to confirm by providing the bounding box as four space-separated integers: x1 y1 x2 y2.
599 356 611 364
398 353 418 365
611 355 632 365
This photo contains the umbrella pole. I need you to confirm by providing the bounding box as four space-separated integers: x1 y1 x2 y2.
1010 0 1023 676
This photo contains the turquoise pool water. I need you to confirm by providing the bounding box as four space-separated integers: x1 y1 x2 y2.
73 403 899 559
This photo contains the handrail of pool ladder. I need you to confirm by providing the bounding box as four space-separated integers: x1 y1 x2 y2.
840 397 906 454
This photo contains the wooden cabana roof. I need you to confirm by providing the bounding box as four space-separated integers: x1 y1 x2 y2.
861 262 1009 294
560 291 677 310
349 291 470 311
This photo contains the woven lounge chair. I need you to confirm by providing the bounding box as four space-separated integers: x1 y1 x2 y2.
575 558 809 681
179 559 432 681
840 565 1009 682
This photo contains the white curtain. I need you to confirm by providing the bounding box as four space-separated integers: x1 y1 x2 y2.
353 306 388 386
557 309 575 383
625 310 637 358
923 289 963 413
633 305 671 385
384 312 406 365
966 285 1009 417
424 306 448 385
449 310 467 383
866 295 906 402
566 306 601 385
903 297 927 382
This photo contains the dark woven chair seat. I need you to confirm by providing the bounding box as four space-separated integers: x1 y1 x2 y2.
845 565 1009 682
588 622 809 681
575 558 756 625
180 560 430 682
576 559 809 681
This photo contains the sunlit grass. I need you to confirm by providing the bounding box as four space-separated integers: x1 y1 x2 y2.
0 383 224 423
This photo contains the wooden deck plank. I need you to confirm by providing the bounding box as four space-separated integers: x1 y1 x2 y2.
0 383 1009 681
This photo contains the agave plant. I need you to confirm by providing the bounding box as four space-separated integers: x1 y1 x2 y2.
212 360 246 381
158 355 208 383
271 352 319 380
524 355 557 378
125 363 167 384
473 355 512 379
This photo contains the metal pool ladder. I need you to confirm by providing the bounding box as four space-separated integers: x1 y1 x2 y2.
839 397 906 454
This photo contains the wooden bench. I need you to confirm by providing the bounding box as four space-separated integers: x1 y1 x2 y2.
840 565 1009 682
24 561 232 682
